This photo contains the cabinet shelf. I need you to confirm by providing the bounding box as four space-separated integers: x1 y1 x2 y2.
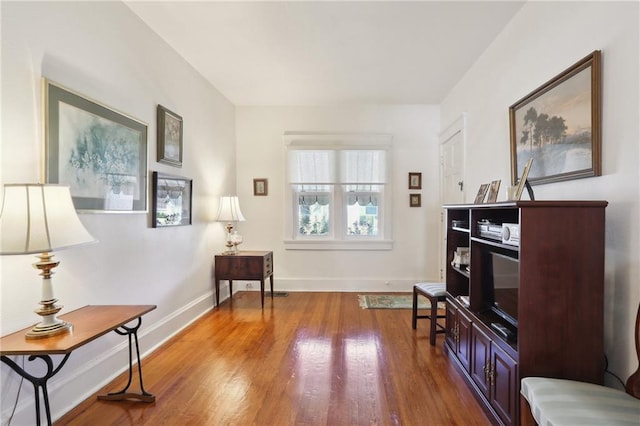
451 264 470 278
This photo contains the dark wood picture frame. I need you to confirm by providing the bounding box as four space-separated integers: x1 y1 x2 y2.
408 172 422 190
474 183 489 204
157 105 183 167
509 50 601 186
152 171 192 227
409 193 421 207
44 79 148 213
486 180 501 203
253 178 268 196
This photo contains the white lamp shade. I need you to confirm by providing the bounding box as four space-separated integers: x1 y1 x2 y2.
215 196 245 222
0 184 96 255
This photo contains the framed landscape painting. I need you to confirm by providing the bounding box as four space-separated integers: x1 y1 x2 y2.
509 50 601 186
44 79 148 212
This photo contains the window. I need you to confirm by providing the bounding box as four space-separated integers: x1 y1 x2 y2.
284 133 392 250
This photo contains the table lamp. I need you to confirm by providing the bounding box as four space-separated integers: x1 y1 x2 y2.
0 184 96 339
215 195 245 255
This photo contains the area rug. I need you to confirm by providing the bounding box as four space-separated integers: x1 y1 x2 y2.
358 294 444 310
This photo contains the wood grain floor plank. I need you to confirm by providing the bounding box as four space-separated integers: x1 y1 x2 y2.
56 292 490 425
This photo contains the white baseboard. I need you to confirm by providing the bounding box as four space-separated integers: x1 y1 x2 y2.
240 277 440 293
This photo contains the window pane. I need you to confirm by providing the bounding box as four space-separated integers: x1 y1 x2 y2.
347 201 378 236
298 200 330 236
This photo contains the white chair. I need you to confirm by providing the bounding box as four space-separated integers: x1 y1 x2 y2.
520 304 640 425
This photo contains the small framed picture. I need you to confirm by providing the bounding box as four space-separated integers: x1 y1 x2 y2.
253 178 268 196
486 180 501 203
474 184 489 204
152 171 192 228
410 194 421 207
514 158 534 200
408 172 422 190
157 105 183 167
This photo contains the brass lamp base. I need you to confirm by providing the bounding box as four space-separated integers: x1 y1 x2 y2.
26 320 72 339
24 252 73 339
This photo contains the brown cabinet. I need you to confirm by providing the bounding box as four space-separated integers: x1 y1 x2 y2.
214 251 274 307
443 201 607 426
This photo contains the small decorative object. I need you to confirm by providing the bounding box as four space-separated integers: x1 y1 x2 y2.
410 194 421 207
215 196 245 255
253 178 268 196
152 172 192 227
230 231 243 253
510 50 601 186
486 180 501 203
157 105 183 167
474 184 489 204
408 172 422 190
44 79 148 212
0 184 97 339
514 158 534 200
452 247 470 267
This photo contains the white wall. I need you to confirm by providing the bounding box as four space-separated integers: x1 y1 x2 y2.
235 106 442 292
440 1 639 386
1 2 236 424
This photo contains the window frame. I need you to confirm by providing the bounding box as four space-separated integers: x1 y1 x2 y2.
284 132 393 251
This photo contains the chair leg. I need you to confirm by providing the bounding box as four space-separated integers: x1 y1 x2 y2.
429 295 438 346
412 287 418 329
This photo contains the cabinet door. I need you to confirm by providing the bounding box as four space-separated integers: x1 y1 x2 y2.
456 309 472 372
490 344 518 426
470 324 491 396
445 300 457 350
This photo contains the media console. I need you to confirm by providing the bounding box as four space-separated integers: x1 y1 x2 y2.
443 201 607 426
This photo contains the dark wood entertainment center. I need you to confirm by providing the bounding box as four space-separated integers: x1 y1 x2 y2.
443 201 607 426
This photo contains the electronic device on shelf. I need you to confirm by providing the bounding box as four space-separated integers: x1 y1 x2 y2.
501 223 520 246
477 219 503 240
491 322 517 342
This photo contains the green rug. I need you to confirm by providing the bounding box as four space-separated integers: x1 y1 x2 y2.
358 294 444 310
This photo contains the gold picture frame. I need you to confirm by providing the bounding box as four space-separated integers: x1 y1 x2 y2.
509 50 601 186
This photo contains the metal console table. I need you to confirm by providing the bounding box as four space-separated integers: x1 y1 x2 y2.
0 305 156 426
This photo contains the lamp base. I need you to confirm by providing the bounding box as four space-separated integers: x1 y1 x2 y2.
25 295 72 340
26 320 72 339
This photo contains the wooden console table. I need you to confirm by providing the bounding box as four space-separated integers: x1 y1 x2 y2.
0 305 156 426
214 250 274 307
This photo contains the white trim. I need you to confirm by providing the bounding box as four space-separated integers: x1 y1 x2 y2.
284 239 393 250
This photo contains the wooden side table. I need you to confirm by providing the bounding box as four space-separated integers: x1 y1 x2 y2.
214 251 273 307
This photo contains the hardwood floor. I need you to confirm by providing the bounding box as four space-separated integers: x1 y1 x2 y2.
56 292 491 425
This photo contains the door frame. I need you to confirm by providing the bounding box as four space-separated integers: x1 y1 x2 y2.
438 113 467 279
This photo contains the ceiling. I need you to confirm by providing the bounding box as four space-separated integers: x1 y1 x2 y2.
125 1 525 106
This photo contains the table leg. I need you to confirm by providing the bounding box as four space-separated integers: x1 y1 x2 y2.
97 317 155 403
269 275 274 299
1 353 71 426
215 278 220 306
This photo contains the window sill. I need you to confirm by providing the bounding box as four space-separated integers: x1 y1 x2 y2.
284 239 393 251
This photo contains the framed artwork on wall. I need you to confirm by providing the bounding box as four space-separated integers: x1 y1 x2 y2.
408 172 422 190
44 79 148 213
152 171 192 227
157 105 183 167
253 178 268 196
509 50 601 186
